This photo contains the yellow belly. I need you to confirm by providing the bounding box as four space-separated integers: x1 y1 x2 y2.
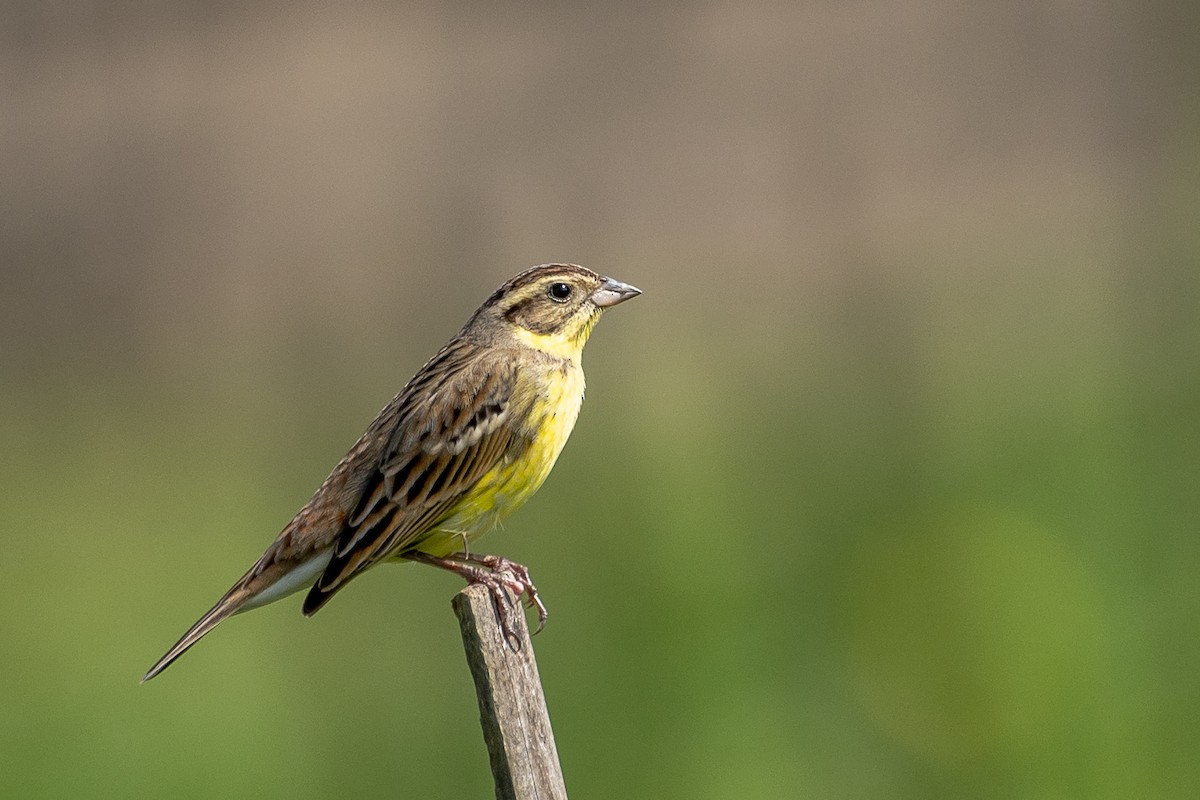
413 361 585 557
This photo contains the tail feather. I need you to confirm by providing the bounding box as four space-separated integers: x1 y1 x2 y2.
141 550 333 683
141 587 251 683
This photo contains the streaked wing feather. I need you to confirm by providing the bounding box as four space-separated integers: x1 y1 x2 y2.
302 341 517 614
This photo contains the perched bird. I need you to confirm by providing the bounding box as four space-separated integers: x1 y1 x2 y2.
143 264 640 682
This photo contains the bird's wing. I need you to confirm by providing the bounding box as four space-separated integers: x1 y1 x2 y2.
302 339 519 615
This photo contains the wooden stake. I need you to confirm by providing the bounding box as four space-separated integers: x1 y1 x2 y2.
452 584 568 800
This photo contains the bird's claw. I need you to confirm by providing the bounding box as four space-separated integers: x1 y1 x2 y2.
454 553 548 649
407 550 548 649
480 555 548 636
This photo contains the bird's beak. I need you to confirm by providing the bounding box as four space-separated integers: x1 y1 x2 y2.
590 276 642 308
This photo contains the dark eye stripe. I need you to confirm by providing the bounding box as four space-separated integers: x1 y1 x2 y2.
499 279 588 335
502 297 535 324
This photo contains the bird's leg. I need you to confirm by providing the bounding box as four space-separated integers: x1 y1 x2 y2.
405 551 547 647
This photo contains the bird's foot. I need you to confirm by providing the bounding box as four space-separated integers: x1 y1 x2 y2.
472 554 548 635
407 551 547 649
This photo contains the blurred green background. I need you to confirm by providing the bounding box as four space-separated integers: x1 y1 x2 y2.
2 2 1198 798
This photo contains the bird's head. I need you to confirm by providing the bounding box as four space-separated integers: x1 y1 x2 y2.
466 264 641 360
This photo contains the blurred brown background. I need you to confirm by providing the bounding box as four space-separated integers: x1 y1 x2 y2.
2 2 1197 798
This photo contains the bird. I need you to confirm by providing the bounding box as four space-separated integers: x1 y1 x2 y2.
142 264 640 682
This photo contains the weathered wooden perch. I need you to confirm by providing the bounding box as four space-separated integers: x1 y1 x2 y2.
452 584 568 800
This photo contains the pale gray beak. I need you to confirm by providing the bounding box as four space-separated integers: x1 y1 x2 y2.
590 276 642 308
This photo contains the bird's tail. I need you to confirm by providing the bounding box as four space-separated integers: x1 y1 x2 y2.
141 584 253 683
141 549 333 683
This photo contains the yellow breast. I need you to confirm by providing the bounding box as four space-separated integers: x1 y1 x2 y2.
417 358 586 556
515 360 586 493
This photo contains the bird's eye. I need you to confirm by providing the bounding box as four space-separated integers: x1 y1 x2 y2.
547 282 572 302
